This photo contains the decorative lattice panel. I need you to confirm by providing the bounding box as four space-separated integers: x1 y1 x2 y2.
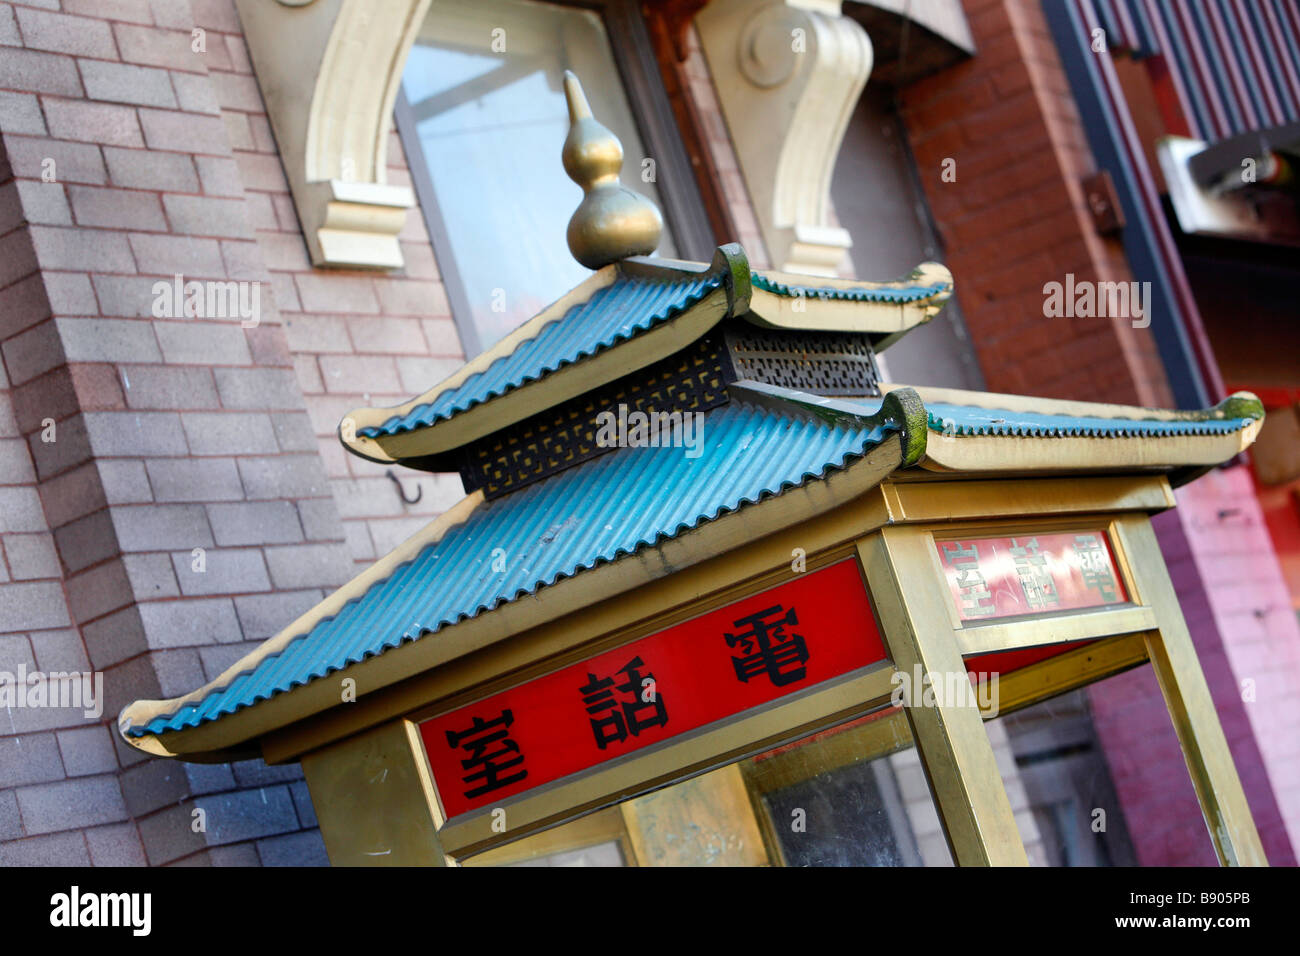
723 327 881 397
462 335 729 498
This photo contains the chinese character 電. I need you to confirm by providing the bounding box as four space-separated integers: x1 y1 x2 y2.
725 604 810 687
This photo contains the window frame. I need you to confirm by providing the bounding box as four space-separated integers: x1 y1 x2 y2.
395 0 716 359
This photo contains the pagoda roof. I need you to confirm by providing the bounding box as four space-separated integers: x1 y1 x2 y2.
341 245 953 464
120 386 921 754
361 271 727 438
118 384 1263 760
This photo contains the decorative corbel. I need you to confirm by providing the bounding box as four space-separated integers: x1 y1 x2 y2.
234 0 432 269
695 0 873 277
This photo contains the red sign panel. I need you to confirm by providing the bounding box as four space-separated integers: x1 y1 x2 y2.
421 559 885 818
936 530 1128 623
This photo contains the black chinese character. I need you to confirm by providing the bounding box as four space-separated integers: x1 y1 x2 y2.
444 709 527 799
578 655 668 750
725 604 810 687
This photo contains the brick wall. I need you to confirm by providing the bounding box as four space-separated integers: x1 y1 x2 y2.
899 0 1171 407
0 175 108 861
0 0 758 869
1088 487 1300 866
201 5 467 572
897 0 1300 864
1167 467 1300 860
0 0 349 866
680 25 770 270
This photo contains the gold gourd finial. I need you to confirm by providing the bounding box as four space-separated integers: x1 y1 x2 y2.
562 70 663 270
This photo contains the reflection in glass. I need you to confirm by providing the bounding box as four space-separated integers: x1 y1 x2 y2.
507 840 625 867
990 683 1140 866
402 0 677 354
464 805 633 867
466 707 953 867
742 709 952 866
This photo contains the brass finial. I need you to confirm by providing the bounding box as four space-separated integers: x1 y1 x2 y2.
562 71 663 269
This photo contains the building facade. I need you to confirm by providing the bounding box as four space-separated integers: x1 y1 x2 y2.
0 0 1295 866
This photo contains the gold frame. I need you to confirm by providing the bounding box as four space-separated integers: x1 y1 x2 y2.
462 806 639 867
294 474 1265 867
433 665 897 861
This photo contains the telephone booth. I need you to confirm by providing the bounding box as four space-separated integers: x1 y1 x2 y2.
119 75 1267 867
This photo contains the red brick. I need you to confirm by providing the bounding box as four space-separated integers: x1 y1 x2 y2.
68 363 126 410
0 273 53 340
9 365 78 436
245 324 292 368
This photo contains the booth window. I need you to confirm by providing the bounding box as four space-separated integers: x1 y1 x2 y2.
397 0 711 356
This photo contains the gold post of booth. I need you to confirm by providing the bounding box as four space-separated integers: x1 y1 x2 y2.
301 719 452 866
858 527 1029 866
1112 515 1268 867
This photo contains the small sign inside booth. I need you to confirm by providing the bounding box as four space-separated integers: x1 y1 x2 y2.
420 559 887 818
935 530 1128 623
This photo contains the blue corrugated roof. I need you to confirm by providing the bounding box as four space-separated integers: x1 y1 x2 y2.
924 402 1257 438
362 274 723 438
752 273 949 303
360 270 951 441
130 399 902 737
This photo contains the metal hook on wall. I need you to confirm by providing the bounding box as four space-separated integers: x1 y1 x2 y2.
385 469 423 505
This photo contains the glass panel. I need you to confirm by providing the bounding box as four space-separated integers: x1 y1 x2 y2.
403 0 677 353
507 840 625 867
462 805 631 867
741 709 952 867
935 530 1129 623
465 705 951 867
985 665 1219 866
